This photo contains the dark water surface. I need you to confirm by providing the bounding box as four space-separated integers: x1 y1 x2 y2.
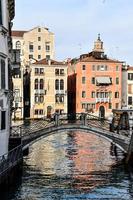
5 131 133 199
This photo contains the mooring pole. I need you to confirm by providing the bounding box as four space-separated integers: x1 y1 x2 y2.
126 114 133 165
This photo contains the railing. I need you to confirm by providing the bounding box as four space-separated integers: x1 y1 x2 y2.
96 98 110 103
0 145 23 179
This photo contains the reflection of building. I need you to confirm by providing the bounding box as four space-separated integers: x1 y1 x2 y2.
0 0 15 156
30 59 68 118
68 34 124 118
11 26 55 119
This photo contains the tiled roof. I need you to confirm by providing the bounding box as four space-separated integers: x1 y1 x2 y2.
128 66 133 71
80 56 123 63
12 30 27 37
33 58 66 66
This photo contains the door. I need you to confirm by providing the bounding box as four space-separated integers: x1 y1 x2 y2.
99 106 105 119
47 106 52 118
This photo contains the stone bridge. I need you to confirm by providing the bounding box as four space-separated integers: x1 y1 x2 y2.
11 113 130 153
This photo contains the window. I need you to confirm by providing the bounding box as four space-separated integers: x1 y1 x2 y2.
35 94 44 103
40 68 44 74
91 91 95 98
97 65 100 71
55 79 59 90
38 46 41 50
109 103 112 109
55 69 59 75
92 65 95 71
16 41 21 49
35 68 39 75
40 79 44 89
109 91 112 98
60 79 64 90
128 96 132 105
38 55 41 60
82 91 86 98
115 103 119 109
82 65 86 70
82 103 86 109
92 77 95 84
82 77 86 84
34 109 43 115
0 0 2 25
35 79 39 89
116 77 119 84
128 73 133 80
55 95 64 103
39 110 43 115
115 92 119 98
29 44 34 52
1 111 6 130
116 66 119 71
46 55 50 60
38 28 41 32
29 54 33 59
35 94 39 103
38 37 41 41
60 69 64 75
97 65 108 71
46 45 50 52
1 59 5 89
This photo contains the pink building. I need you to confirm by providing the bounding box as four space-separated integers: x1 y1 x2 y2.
68 35 124 118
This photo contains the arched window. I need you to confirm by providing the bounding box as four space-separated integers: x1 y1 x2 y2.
60 79 64 90
16 41 21 49
55 79 59 90
35 79 39 89
40 79 44 89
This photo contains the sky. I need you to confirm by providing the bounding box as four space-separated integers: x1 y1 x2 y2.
13 0 133 65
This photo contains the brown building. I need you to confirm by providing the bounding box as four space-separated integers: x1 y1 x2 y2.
68 35 125 118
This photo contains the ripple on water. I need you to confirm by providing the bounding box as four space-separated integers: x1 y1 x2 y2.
7 131 133 200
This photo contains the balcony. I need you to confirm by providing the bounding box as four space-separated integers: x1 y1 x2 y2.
96 98 111 103
35 89 47 95
55 90 65 95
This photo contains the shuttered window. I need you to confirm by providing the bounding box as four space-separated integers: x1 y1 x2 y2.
0 0 2 25
1 59 5 89
1 111 6 130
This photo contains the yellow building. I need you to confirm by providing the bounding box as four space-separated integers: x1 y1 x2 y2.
30 59 68 118
11 26 55 119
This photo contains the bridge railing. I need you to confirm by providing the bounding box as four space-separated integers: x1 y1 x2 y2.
0 145 22 179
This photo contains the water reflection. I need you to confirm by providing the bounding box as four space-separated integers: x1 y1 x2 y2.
5 131 133 199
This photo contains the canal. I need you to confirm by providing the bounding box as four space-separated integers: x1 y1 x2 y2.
2 130 133 199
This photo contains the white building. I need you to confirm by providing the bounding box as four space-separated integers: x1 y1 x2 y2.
0 0 15 156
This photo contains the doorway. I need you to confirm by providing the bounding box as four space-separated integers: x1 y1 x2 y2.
47 106 52 118
99 106 105 119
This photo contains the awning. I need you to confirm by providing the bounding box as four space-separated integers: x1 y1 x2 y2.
96 77 111 84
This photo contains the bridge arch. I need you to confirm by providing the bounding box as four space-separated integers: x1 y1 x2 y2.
22 125 128 153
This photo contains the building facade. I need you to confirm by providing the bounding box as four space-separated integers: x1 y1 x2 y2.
0 0 15 156
122 66 133 109
11 26 55 119
30 58 67 119
68 35 124 118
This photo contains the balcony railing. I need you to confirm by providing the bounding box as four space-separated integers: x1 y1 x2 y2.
55 90 65 94
96 98 111 103
35 89 47 95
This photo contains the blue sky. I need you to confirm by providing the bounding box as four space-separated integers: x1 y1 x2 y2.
13 0 133 65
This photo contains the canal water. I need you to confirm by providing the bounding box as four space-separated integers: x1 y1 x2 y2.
4 131 133 199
